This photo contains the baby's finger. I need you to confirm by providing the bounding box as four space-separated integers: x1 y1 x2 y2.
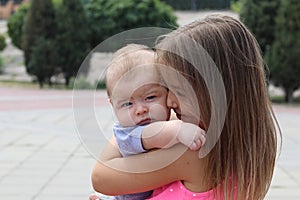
189 141 199 151
89 194 101 200
189 138 202 150
200 134 206 146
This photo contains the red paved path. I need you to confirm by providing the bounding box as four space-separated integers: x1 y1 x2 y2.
1 87 300 113
0 87 109 111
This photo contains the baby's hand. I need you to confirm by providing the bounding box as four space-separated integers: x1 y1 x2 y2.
89 193 116 200
177 122 206 151
89 194 100 200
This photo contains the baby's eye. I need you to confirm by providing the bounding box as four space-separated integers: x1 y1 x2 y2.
121 102 132 107
145 95 156 101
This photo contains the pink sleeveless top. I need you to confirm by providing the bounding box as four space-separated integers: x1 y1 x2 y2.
147 180 237 200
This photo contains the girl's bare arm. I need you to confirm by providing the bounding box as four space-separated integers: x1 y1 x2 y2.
92 143 203 196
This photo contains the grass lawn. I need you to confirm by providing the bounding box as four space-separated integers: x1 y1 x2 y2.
0 80 67 89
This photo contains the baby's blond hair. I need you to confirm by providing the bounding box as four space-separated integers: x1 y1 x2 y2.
106 44 154 97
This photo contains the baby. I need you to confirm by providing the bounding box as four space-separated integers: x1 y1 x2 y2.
95 44 206 200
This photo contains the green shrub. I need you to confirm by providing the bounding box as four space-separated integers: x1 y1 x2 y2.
230 0 242 13
69 76 95 89
270 95 285 104
7 3 30 49
0 34 6 51
0 56 4 74
96 79 106 89
0 33 7 74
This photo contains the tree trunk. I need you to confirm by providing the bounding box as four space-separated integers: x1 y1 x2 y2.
65 76 70 87
48 79 53 88
191 0 197 10
38 80 44 88
284 87 294 103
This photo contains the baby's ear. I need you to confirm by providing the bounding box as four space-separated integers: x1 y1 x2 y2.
107 98 112 105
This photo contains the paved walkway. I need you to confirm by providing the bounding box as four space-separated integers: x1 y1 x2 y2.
0 87 299 200
0 88 104 200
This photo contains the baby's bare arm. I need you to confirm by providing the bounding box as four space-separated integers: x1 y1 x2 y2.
142 120 205 151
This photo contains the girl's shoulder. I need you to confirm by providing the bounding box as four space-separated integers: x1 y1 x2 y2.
148 180 215 200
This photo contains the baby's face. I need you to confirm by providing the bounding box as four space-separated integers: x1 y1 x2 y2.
110 66 170 127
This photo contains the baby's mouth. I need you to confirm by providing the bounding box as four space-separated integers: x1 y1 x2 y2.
137 118 151 126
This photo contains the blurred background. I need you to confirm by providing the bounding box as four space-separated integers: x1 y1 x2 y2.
0 0 299 199
0 0 299 102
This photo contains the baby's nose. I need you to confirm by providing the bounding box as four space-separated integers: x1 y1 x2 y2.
135 104 148 115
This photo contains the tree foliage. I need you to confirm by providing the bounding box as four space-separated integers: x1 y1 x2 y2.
8 0 178 87
240 0 280 54
55 0 90 86
266 0 300 103
161 0 230 10
86 0 178 48
22 0 57 87
27 37 57 88
7 3 29 49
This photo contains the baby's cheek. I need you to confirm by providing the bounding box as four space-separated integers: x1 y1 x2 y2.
117 111 135 126
149 104 169 121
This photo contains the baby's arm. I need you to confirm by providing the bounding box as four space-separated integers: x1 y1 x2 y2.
142 120 205 151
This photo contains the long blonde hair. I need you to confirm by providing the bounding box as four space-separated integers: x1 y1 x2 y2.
155 15 281 199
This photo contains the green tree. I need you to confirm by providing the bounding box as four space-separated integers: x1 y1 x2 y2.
7 3 29 49
266 0 300 103
27 37 57 88
86 0 178 48
56 0 90 86
22 0 57 87
240 0 280 54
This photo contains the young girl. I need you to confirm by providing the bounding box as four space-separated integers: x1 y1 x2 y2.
91 15 281 200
